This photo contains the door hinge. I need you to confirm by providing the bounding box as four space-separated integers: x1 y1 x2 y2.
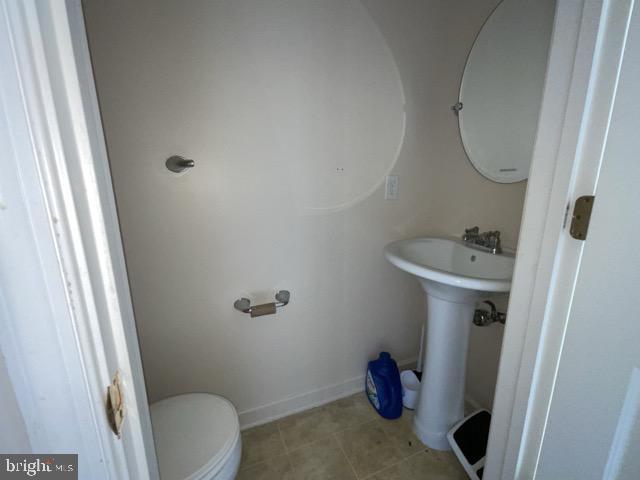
106 371 125 438
569 195 595 240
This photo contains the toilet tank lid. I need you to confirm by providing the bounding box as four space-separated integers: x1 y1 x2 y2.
150 393 240 480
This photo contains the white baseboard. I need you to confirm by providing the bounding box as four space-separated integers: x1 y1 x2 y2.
239 357 417 430
464 395 484 413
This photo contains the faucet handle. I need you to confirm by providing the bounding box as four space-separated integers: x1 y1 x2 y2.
486 231 502 253
462 226 480 242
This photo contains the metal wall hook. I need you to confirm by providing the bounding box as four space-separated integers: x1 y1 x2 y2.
234 290 291 318
166 155 195 173
451 101 463 116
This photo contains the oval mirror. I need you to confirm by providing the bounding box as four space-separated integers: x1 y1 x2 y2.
457 0 556 183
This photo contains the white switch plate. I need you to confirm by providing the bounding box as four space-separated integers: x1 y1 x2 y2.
385 175 399 199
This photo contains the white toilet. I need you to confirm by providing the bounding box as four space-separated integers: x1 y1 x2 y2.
150 393 242 480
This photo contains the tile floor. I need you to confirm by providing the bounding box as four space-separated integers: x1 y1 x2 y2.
237 393 469 479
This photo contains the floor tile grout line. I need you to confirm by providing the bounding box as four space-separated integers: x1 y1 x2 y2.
361 448 430 480
284 452 298 479
361 453 411 480
328 416 379 439
347 416 411 479
357 418 413 480
241 422 291 470
406 448 428 460
276 421 290 455
279 417 379 454
279 430 300 479
243 394 426 477
334 432 361 480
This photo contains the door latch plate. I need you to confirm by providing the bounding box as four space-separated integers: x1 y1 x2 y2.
569 195 595 240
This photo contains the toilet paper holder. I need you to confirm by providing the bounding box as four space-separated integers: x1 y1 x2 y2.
234 290 290 318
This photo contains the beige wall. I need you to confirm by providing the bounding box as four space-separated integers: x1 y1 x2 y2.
83 0 525 418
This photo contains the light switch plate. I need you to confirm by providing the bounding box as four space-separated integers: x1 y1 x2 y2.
385 175 399 199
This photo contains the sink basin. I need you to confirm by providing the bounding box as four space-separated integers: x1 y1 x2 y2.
384 237 514 450
384 237 514 293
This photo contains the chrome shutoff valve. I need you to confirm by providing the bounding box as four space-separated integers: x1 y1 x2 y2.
473 300 506 326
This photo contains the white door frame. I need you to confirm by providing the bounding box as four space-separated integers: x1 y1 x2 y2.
0 0 631 477
0 0 158 478
485 0 634 478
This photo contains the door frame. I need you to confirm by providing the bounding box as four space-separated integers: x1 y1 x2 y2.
0 0 158 478
0 0 630 478
485 0 634 477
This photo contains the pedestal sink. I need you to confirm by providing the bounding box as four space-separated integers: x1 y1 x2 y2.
384 237 514 450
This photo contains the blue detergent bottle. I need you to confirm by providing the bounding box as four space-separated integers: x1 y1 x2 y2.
365 352 403 419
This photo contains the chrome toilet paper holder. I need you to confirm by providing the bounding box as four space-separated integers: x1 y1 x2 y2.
234 290 290 317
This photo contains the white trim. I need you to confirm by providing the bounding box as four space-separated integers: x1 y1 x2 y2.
517 2 632 476
0 0 157 477
464 395 483 413
55 1 160 476
484 0 591 473
0 1 119 475
603 367 640 479
238 357 417 429
485 0 634 478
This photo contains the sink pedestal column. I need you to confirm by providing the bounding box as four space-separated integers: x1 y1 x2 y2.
413 280 477 450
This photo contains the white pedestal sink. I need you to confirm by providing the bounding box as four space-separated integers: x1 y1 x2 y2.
384 237 514 450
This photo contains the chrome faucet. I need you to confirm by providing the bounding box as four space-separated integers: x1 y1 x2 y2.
462 226 502 254
462 226 480 242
